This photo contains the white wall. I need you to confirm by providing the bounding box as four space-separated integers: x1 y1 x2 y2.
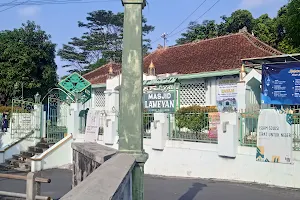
94 138 300 189
89 74 232 110
143 139 300 188
175 75 239 107
0 131 13 149
31 134 73 172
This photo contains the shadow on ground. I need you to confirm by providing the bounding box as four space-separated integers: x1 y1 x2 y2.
144 175 300 200
178 182 207 200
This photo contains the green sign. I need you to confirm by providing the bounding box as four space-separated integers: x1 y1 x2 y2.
58 72 92 104
143 77 178 86
144 91 175 113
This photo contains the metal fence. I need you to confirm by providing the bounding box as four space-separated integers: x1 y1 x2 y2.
10 99 40 139
292 113 300 151
143 113 154 138
169 112 218 143
239 108 300 151
46 100 68 143
239 108 259 147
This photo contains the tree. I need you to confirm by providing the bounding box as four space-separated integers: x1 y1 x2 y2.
58 10 155 74
272 4 300 53
224 10 254 33
0 21 58 103
253 14 277 47
285 0 300 47
176 20 219 45
85 58 108 73
175 5 300 54
176 10 254 45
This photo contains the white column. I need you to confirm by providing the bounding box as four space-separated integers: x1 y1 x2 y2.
210 78 217 106
33 105 42 140
103 90 119 145
237 81 246 112
68 103 81 140
42 111 46 138
151 113 168 150
91 89 95 109
217 112 239 158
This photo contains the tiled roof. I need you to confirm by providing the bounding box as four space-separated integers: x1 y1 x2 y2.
84 32 282 84
83 62 121 84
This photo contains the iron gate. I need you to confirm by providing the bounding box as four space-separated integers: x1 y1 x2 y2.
46 90 70 143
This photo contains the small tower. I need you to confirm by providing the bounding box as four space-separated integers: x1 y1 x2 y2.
108 65 114 79
239 64 246 81
148 60 156 76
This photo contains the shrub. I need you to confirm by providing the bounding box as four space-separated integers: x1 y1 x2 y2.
175 105 218 132
0 106 11 113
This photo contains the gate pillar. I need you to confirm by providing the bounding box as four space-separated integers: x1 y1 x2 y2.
68 103 81 140
103 90 119 145
151 113 168 150
33 104 43 144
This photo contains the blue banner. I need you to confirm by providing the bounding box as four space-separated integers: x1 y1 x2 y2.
262 62 300 105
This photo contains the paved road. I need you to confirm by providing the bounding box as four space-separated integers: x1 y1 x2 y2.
0 169 300 200
0 169 72 199
145 176 300 200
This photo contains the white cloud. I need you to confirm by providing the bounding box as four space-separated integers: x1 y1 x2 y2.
239 0 284 9
18 6 41 17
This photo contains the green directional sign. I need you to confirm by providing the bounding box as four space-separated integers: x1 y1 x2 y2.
58 72 92 104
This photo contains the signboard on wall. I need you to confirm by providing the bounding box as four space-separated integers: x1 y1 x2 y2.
216 77 238 112
262 62 300 105
144 91 175 113
84 110 101 142
208 112 220 138
256 109 292 164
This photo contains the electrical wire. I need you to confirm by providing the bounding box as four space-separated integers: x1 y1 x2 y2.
151 0 220 45
0 0 19 7
0 0 30 12
168 0 207 36
168 0 221 39
0 0 118 8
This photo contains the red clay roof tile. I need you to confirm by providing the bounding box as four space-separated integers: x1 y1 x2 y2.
84 32 282 84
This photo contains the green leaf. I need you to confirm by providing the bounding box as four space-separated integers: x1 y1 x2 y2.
58 10 155 74
0 21 58 103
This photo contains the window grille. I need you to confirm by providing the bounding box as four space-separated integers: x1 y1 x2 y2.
180 81 206 106
94 89 105 108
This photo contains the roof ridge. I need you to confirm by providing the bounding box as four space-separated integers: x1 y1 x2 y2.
241 32 282 55
151 33 243 53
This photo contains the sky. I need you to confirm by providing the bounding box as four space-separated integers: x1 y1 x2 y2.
0 0 288 78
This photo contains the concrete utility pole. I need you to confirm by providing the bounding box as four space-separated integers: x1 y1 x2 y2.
161 33 168 48
119 0 148 200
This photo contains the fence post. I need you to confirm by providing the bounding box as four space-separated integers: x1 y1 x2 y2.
35 171 41 195
26 172 37 200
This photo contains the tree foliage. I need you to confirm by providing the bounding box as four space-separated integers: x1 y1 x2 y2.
58 10 155 74
285 0 300 47
0 21 57 104
176 2 300 54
